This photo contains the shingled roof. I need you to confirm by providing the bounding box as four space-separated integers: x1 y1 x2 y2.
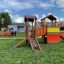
41 15 56 21
24 16 37 22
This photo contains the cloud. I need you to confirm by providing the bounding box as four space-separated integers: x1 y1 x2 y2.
15 17 24 23
54 15 59 21
0 0 33 11
14 16 24 23
39 2 55 9
51 0 64 11
33 14 41 22
8 2 34 10
9 13 24 23
59 18 64 21
1 0 64 12
4 9 12 13
0 0 56 11
61 9 64 11
33 14 39 18
48 13 52 15
55 0 64 8
1 0 64 23
42 14 46 18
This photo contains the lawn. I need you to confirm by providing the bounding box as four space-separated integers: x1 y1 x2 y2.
0 32 64 64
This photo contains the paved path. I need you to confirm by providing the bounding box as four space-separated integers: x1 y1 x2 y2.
0 36 41 40
0 37 25 39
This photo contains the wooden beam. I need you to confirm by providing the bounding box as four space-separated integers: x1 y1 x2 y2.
34 18 37 38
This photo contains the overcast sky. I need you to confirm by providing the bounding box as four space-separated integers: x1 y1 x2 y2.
0 0 64 23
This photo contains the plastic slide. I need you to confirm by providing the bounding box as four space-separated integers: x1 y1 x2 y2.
60 32 64 39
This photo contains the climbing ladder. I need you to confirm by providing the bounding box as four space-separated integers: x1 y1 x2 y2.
29 37 42 51
12 37 42 51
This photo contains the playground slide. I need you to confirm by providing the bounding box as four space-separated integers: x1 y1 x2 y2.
60 33 64 39
29 37 42 51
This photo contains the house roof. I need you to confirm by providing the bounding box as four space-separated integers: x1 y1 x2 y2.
25 16 37 22
9 23 31 27
41 15 56 21
10 23 25 26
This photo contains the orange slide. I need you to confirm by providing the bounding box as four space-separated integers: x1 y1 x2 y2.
60 32 64 39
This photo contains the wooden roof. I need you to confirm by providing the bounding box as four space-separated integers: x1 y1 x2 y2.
41 15 56 21
25 16 37 22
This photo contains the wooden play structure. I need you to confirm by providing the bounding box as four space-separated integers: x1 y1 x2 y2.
37 15 60 43
13 14 64 51
35 15 64 43
13 16 42 51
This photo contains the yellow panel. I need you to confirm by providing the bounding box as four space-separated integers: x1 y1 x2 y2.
47 27 60 32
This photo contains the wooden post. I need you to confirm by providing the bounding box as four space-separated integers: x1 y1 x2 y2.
42 35 44 43
32 21 33 31
32 21 34 38
41 20 42 26
41 20 43 26
41 19 45 43
44 19 45 26
61 23 62 27
55 20 56 26
25 19 29 43
51 20 53 26
34 18 37 38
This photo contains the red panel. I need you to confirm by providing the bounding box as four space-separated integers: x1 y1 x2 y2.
47 35 60 43
0 32 12 36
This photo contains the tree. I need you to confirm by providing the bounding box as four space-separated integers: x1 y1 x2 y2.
0 15 2 29
0 12 12 28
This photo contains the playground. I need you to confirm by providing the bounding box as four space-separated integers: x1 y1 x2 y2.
0 15 64 64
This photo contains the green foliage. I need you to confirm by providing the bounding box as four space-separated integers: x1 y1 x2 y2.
0 12 12 28
0 15 2 29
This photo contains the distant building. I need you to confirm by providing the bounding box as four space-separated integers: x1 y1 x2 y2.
8 23 26 32
8 21 64 32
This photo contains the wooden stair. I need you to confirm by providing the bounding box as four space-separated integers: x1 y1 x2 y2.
29 37 42 51
12 37 42 52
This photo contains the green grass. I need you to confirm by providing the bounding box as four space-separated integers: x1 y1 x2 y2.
17 32 25 37
0 32 64 64
0 39 64 64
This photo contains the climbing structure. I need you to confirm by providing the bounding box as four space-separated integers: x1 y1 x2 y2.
13 14 64 51
25 16 42 51
34 15 60 43
13 16 42 51
41 15 60 43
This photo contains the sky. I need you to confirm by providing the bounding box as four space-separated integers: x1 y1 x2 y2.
0 0 64 23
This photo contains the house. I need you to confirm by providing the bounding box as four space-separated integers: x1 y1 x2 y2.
8 21 64 32
8 23 26 32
